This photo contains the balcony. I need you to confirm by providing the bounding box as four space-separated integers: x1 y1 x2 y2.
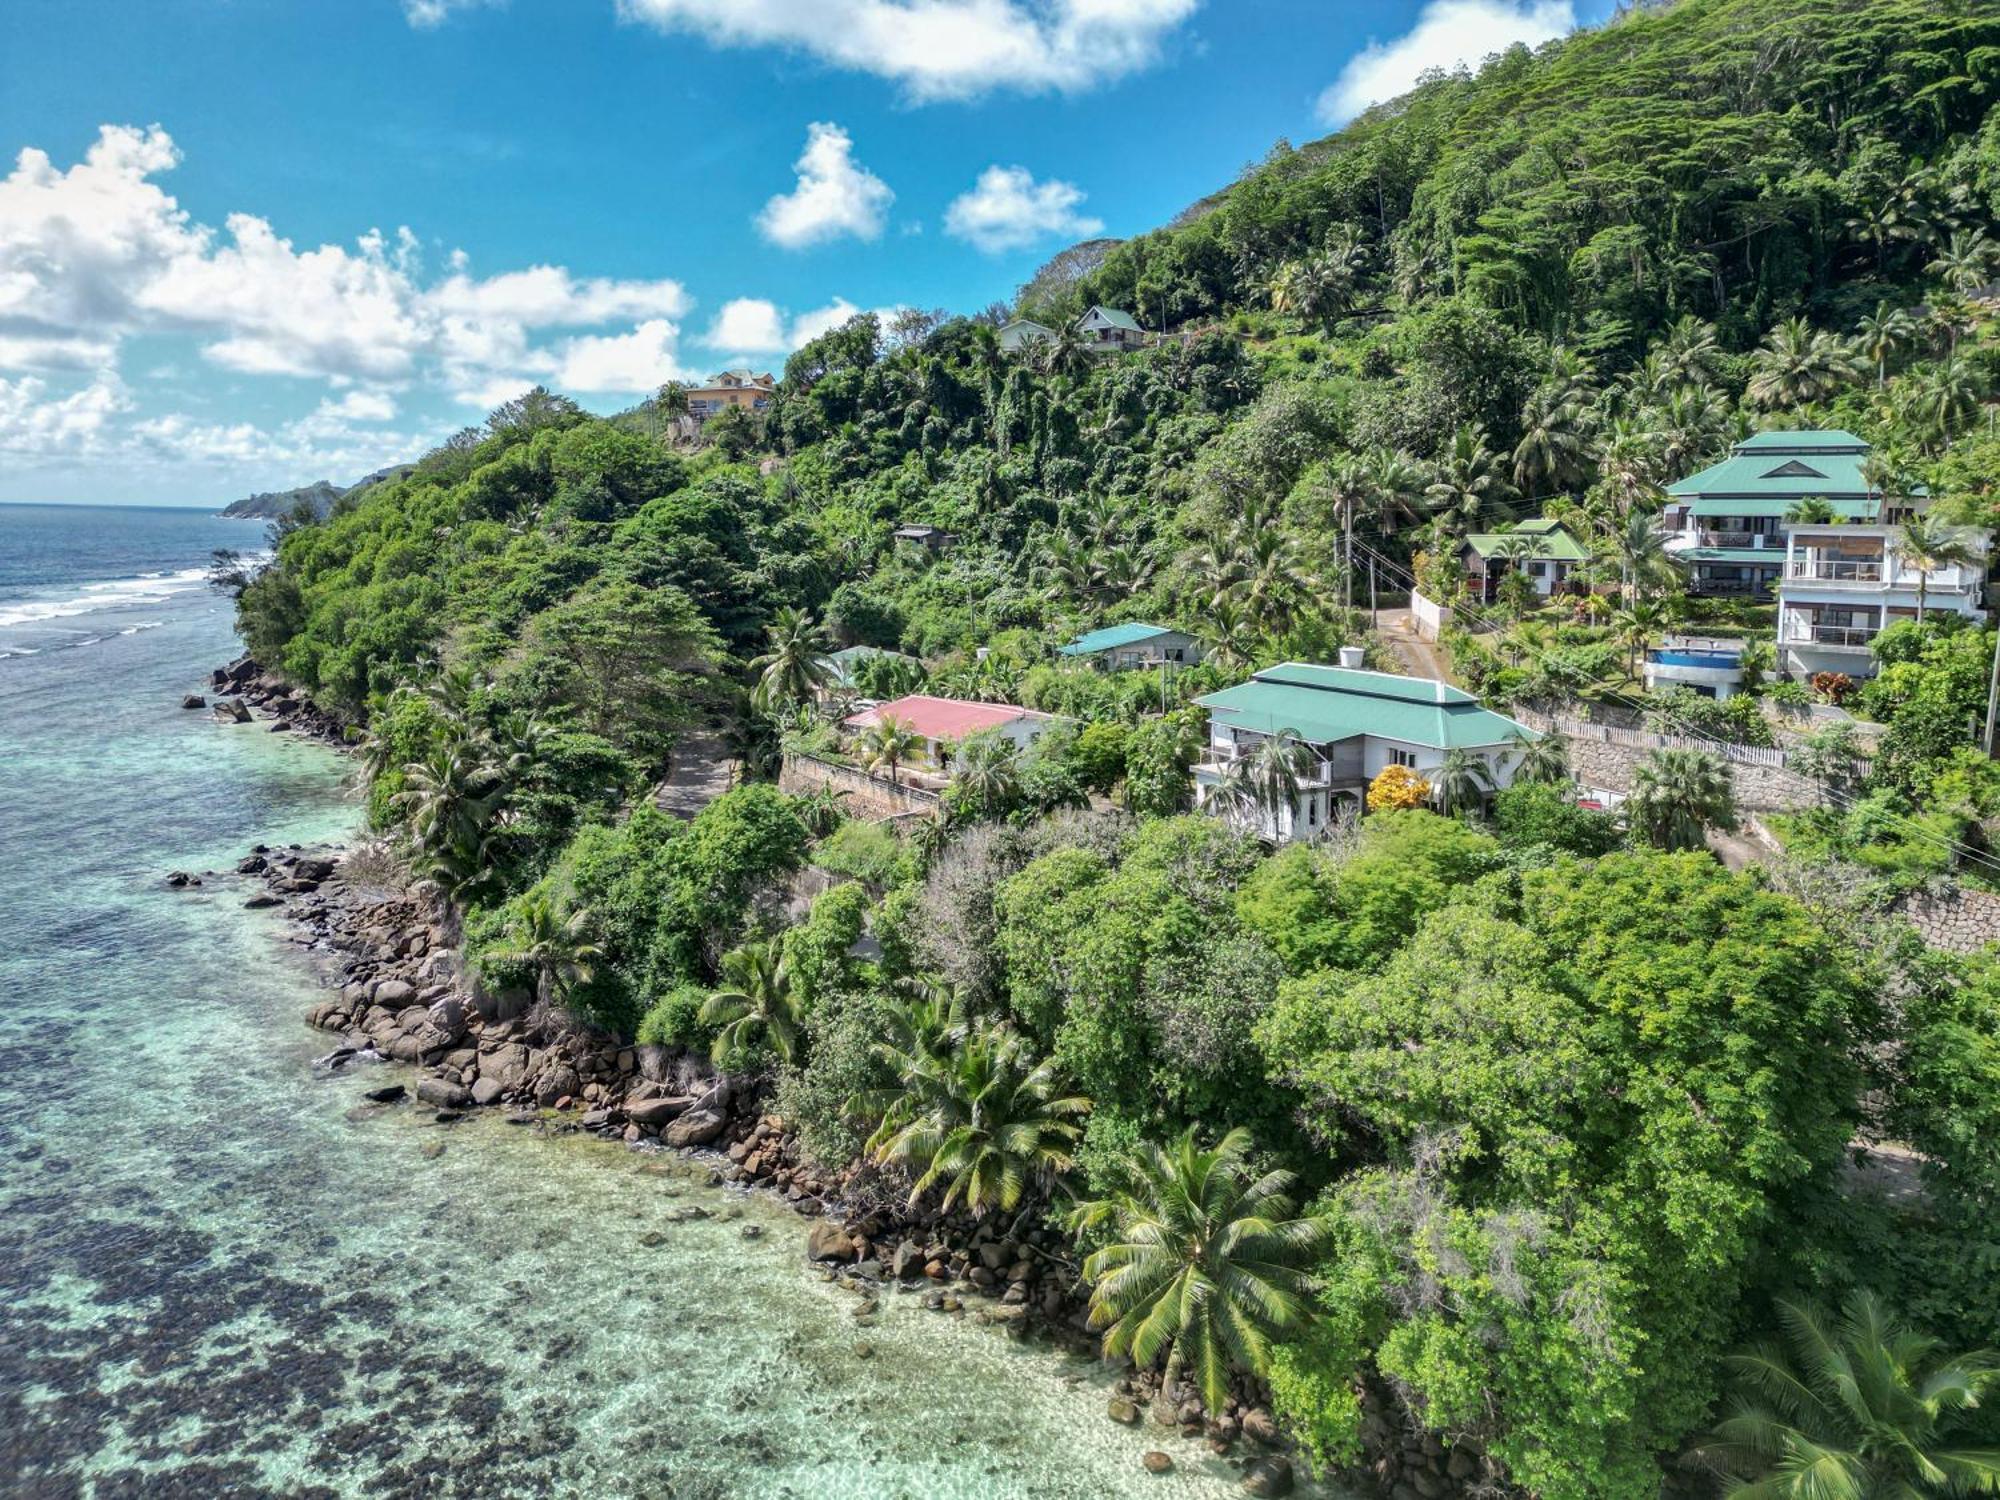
1785 559 1884 585
1694 529 1778 549
1783 623 1879 649
1196 739 1348 789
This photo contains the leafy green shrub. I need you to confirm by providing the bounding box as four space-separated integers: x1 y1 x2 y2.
1492 781 1625 857
636 983 711 1050
811 819 912 889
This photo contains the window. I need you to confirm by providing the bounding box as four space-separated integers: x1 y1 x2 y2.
1306 794 1320 827
1389 748 1419 769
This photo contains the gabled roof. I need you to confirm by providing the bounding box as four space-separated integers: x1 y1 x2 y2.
999 318 1052 334
1461 518 1589 562
1196 663 1533 752
1078 306 1143 333
1058 621 1184 655
1736 429 1869 452
1665 430 1907 503
843 694 1057 742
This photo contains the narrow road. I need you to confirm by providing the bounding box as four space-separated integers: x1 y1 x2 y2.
1374 608 1451 682
652 729 735 820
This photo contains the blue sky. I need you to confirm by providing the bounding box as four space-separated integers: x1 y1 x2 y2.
0 0 1614 505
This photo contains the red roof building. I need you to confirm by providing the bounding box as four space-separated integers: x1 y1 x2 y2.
842 695 1061 756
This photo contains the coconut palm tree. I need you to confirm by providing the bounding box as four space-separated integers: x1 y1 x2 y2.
1657 315 1723 389
1609 515 1674 603
1367 446 1433 531
1242 728 1321 828
1424 424 1517 538
946 729 1022 821
1514 366 1598 495
1037 321 1092 382
1644 384 1730 482
1204 598 1262 673
751 606 833 712
864 1021 1088 1215
1431 747 1495 817
1512 728 1571 785
1785 498 1837 525
1068 1126 1334 1418
1902 360 1987 457
393 742 505 864
1747 318 1863 412
490 892 603 1006
858 715 924 785
1898 515 1980 620
1693 1292 2000 1499
1612 599 1665 680
1855 302 1913 388
1927 229 1998 296
1232 530 1315 636
1628 747 1735 851
700 939 805 1068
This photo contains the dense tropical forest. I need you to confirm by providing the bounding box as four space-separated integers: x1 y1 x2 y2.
225 0 2000 1494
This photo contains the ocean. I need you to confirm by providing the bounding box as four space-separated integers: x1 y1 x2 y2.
0 504 1267 1498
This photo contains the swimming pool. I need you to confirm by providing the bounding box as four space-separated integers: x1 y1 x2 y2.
1648 649 1743 669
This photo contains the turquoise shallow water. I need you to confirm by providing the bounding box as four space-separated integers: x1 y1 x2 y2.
0 505 1275 1499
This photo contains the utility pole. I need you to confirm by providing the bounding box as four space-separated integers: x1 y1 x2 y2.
1985 621 2000 755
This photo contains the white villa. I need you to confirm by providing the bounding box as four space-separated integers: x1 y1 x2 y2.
1664 430 1989 680
1192 653 1536 844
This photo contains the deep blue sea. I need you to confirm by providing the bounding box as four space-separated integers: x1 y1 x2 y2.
0 504 1263 1498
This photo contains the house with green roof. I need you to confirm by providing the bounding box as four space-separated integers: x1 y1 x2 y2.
1193 653 1536 843
997 318 1053 355
1056 621 1203 671
1455 518 1590 601
1075 306 1148 353
1662 430 1986 680
1662 430 1899 599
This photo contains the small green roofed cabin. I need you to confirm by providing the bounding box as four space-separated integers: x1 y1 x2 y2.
1056 622 1203 671
1456 518 1590 602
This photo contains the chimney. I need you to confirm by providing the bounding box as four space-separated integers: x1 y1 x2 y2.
1337 645 1365 669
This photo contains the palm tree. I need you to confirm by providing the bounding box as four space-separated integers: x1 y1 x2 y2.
1855 302 1912 388
1613 599 1665 679
1431 747 1494 817
864 1021 1088 1215
1204 598 1262 673
1037 321 1091 382
858 715 924 785
1243 728 1321 828
1424 424 1517 538
1902 360 1987 457
1927 229 1997 296
393 743 504 863
1610 511 1672 601
1785 498 1837 525
1627 747 1735 851
1657 315 1722 389
490 891 602 1006
1897 516 1979 621
1512 729 1571 785
1644 384 1730 482
1694 1292 2000 1499
1514 366 1598 495
751 606 833 712
699 939 804 1068
1232 530 1314 636
946 730 1022 821
1746 318 1863 412
1068 1127 1334 1419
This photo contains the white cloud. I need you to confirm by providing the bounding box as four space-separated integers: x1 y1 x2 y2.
327 388 397 421
426 264 689 325
756 122 893 249
403 0 502 29
1317 0 1573 123
0 373 130 456
944 165 1102 254
784 298 862 348
702 295 861 356
552 318 693 392
705 297 789 354
617 0 1199 101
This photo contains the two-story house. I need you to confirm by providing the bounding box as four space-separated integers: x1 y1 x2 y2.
1663 430 1881 599
1778 517 1988 681
1192 653 1535 843
685 370 775 421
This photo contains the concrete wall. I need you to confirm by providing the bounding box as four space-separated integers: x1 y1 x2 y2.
779 755 939 821
1515 709 1820 813
1411 589 1452 641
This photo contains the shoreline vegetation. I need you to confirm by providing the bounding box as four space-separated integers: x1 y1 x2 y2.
195 3 2000 1495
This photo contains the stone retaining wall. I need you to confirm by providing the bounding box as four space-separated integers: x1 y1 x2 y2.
1895 884 2000 955
1559 732 1821 812
779 755 939 821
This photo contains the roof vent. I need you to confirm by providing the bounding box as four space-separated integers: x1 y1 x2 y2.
1337 645 1365 669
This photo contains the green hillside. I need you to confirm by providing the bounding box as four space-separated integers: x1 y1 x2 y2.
227 1 2000 1493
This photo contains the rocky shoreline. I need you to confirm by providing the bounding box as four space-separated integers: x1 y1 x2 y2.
183 655 1498 1500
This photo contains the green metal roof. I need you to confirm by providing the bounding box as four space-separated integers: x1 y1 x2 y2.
1058 621 1182 655
1736 429 1869 450
1081 306 1143 332
1685 495 1876 520
1668 449 1878 500
1196 663 1533 752
1461 518 1590 562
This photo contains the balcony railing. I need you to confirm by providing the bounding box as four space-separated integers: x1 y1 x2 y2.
1197 743 1339 788
1695 529 1778 549
1786 559 1883 583
1783 623 1879 648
